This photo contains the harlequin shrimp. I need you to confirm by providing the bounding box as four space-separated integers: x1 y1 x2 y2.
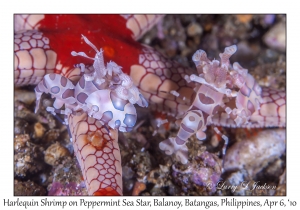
34 35 148 134
159 45 262 164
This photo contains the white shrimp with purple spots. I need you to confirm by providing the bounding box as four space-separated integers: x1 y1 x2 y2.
35 35 148 133
160 45 263 164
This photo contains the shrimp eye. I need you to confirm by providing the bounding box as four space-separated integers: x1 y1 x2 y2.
92 105 99 112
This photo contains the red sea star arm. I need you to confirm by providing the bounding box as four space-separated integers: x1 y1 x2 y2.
250 87 286 127
120 14 165 40
14 14 164 86
68 112 122 196
15 14 164 42
14 30 57 86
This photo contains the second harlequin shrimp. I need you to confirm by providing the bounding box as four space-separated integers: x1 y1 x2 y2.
160 45 263 164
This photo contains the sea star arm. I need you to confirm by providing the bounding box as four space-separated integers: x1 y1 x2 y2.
68 112 122 195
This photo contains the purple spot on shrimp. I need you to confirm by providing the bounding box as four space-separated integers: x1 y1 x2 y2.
62 89 74 99
198 93 214 104
60 76 68 87
212 105 221 115
175 136 185 145
240 84 251 97
190 110 203 118
181 123 194 133
247 100 255 114
49 73 56 80
101 111 113 124
115 120 121 129
77 92 88 104
111 92 127 111
123 113 136 128
253 82 262 96
78 77 85 89
197 120 203 131
51 86 60 94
